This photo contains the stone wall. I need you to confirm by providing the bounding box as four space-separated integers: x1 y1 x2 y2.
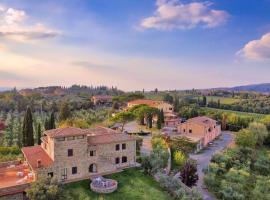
36 136 136 183
0 193 23 200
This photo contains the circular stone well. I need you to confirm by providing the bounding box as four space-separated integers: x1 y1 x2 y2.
90 176 118 194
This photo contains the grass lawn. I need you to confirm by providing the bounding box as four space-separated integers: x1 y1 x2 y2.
206 96 239 104
64 168 173 200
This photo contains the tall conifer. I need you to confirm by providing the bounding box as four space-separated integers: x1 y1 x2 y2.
22 106 34 146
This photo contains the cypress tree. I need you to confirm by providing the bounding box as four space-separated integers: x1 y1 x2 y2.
59 102 71 121
173 96 180 112
22 106 34 147
37 123 41 145
202 96 207 106
160 109 165 124
44 118 50 130
157 111 162 129
50 112 56 129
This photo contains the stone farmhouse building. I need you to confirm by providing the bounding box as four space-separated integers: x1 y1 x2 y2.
127 99 173 113
0 127 137 200
92 95 113 106
177 116 221 152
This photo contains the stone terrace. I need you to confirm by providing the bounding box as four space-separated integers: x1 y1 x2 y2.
0 163 33 196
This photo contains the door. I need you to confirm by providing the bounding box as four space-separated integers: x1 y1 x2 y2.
61 168 67 181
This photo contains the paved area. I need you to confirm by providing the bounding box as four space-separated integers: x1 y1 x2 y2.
190 132 234 200
141 135 152 155
123 121 153 156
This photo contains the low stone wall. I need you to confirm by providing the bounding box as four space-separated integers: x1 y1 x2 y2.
0 192 23 200
0 183 29 197
90 179 118 194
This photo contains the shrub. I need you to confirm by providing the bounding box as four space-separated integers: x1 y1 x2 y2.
235 129 256 148
180 159 199 187
254 156 270 176
173 150 186 167
0 146 20 155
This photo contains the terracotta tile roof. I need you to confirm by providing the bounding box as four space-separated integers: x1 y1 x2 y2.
85 126 118 136
128 99 164 107
44 127 87 138
21 146 53 171
186 116 217 127
87 127 136 145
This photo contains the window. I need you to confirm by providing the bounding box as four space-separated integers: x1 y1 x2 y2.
56 137 65 142
183 129 186 133
115 144 120 151
67 136 75 141
48 172 53 177
77 135 84 139
90 150 96 157
122 156 127 163
115 157 120 164
68 149 73 157
122 143 126 150
189 129 192 133
89 164 97 173
208 128 212 132
72 167 77 174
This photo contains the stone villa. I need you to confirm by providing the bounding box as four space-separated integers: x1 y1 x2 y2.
177 116 221 152
92 95 113 106
127 99 173 113
0 127 137 199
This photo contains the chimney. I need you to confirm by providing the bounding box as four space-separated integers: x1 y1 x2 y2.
37 159 42 168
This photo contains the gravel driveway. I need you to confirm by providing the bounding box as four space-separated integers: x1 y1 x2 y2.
190 132 234 200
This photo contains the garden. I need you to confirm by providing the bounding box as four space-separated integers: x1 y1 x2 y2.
64 169 173 200
204 122 270 200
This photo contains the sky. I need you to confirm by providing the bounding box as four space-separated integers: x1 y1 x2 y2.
0 0 270 91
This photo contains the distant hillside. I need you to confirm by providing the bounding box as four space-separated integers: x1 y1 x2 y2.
229 83 270 93
18 85 124 97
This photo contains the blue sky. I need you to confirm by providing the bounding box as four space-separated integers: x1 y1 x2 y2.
0 0 270 91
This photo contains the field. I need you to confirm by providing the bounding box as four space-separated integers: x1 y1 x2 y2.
206 96 239 104
64 169 172 200
203 107 268 120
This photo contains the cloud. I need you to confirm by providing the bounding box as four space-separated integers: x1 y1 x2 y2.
237 32 270 60
0 6 59 42
140 0 229 30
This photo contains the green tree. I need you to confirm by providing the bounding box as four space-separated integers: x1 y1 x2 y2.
59 102 71 122
156 111 162 129
37 123 42 145
248 122 268 146
163 94 174 104
23 106 34 147
251 177 270 200
112 101 120 110
202 96 207 106
173 96 180 112
160 109 165 124
173 150 186 167
26 176 68 200
180 159 199 187
235 129 256 148
49 112 56 130
112 111 135 132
